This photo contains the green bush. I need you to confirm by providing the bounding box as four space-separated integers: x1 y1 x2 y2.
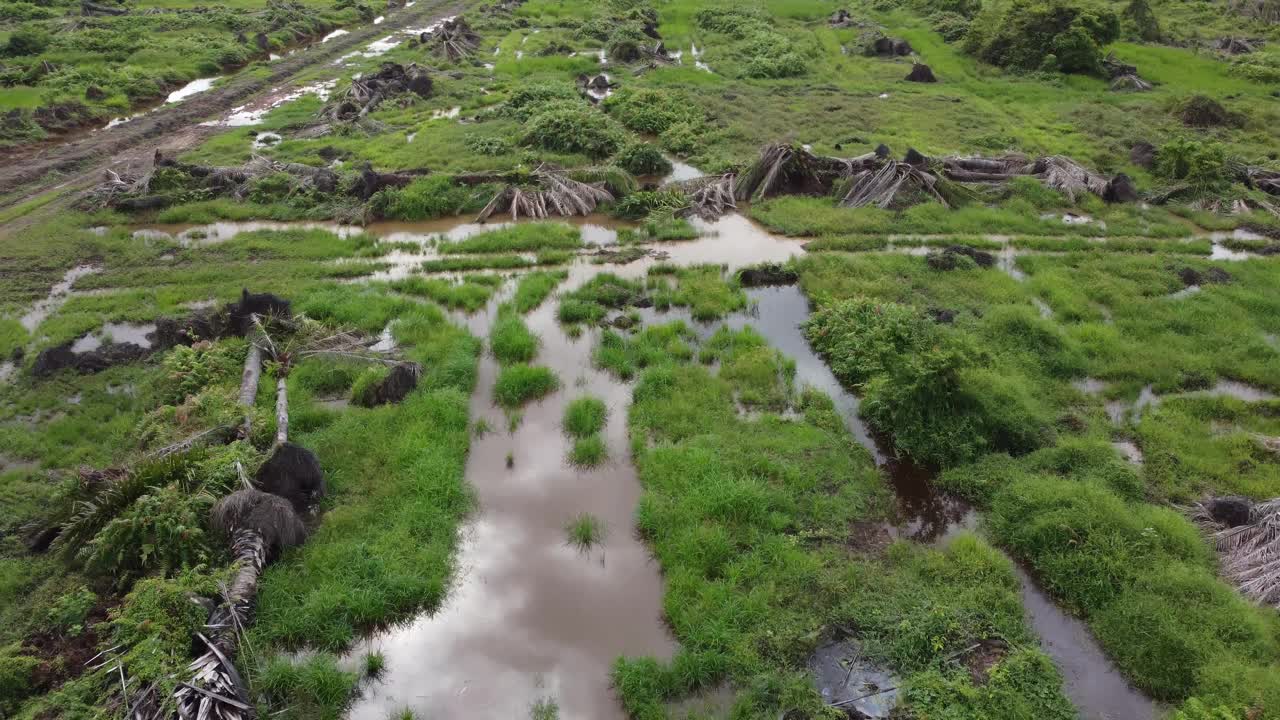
614 142 672 176
370 175 489 220
1121 0 1160 41
108 569 220 695
1154 139 1232 193
80 485 214 583
44 585 97 637
160 340 246 403
504 83 582 121
963 0 1120 74
804 297 934 388
493 365 559 408
464 134 513 156
524 101 624 158
603 87 702 134
0 644 40 714
4 26 50 57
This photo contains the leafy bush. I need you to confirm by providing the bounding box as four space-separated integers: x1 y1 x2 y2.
694 6 769 36
963 0 1120 74
603 87 702 134
80 485 214 583
493 365 559 408
931 11 972 41
804 297 933 387
1154 139 1232 192
464 134 513 156
614 142 673 176
108 569 220 695
0 644 40 714
370 175 490 220
44 585 97 637
741 31 808 78
160 340 246 403
4 26 49 57
660 121 700 156
1121 0 1160 41
523 101 624 158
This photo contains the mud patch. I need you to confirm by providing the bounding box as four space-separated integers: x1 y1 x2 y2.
20 265 101 332
809 638 899 718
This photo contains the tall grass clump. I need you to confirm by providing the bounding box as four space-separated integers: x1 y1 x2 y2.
493 365 560 408
512 270 568 313
444 223 582 254
490 307 540 365
563 396 608 438
569 434 608 467
565 512 606 549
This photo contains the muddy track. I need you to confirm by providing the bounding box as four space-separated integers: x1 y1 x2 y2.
0 0 464 208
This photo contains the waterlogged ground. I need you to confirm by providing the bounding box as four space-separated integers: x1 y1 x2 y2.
3 0 1280 716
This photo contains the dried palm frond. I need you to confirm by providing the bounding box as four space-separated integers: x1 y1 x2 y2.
676 173 737 220
476 164 614 221
1033 155 1110 203
1110 73 1153 92
1195 497 1280 607
941 154 1031 182
318 63 432 122
1245 166 1280 196
840 160 948 209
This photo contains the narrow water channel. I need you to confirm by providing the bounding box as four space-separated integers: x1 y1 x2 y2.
342 281 674 720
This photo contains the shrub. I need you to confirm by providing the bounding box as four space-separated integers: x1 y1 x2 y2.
563 396 608 438
493 365 559 408
741 31 808 78
931 11 972 41
694 6 769 36
1154 139 1232 192
614 142 673 176
660 121 700 156
464 134 512 156
4 26 49 57
963 0 1120 74
108 570 220 694
1121 0 1160 41
603 87 702 134
503 82 581 121
804 297 934 387
44 585 97 637
370 175 489 220
0 644 40 713
160 340 246 403
524 101 624 158
80 486 214 582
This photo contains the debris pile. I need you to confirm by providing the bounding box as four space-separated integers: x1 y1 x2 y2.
673 173 737 220
423 16 480 60
1180 95 1240 128
319 62 433 122
942 154 1132 203
841 160 948 209
1215 36 1261 54
476 164 615 221
1195 497 1280 608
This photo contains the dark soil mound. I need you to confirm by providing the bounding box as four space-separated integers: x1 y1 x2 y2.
153 309 228 349
1103 174 1139 203
32 342 77 377
928 307 957 324
927 245 995 270
737 263 799 286
1178 266 1232 286
1130 141 1157 168
905 63 937 82
903 148 929 167
225 289 292 336
356 362 422 406
256 442 326 513
867 35 912 56
1180 95 1240 127
73 343 149 374
1208 496 1253 527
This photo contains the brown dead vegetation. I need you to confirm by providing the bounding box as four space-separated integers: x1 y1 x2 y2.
319 62 433 122
422 17 480 60
1195 497 1280 608
476 163 614 221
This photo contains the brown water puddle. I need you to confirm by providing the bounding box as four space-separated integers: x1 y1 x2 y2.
342 281 674 719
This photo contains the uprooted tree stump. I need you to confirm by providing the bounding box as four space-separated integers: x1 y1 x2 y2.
905 63 937 82
319 62 433 122
255 441 326 513
353 362 422 407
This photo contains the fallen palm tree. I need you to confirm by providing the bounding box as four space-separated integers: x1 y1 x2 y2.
673 173 737 220
942 154 1131 202
1195 497 1280 608
423 16 480 60
735 143 878 202
173 484 307 720
840 160 948 209
318 62 433 122
476 164 615 221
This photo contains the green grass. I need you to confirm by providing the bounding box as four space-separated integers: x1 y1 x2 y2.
443 223 582 255
564 512 606 550
647 264 747 321
568 434 608 467
593 322 696 380
492 365 560 408
562 396 607 438
512 270 569 314
557 273 646 326
386 276 498 312
489 307 540 365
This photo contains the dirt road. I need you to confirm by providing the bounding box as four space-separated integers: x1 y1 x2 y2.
0 0 462 210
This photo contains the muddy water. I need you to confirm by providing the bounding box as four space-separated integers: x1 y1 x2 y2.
20 264 101 333
342 283 674 720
